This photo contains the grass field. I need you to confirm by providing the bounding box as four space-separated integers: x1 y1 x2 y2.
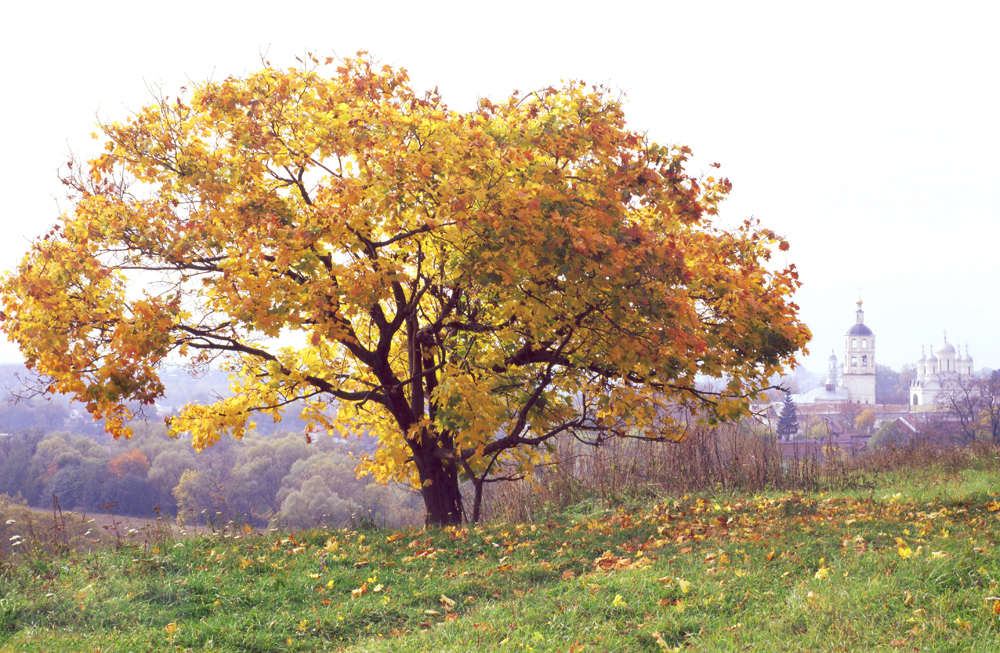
2 455 1000 652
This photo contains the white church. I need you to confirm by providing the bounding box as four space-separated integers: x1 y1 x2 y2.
796 298 975 407
796 299 876 405
909 336 974 406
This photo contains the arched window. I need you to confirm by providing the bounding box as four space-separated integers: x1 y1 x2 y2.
912 395 919 405
852 338 857 348
862 339 867 349
851 355 857 367
862 355 867 366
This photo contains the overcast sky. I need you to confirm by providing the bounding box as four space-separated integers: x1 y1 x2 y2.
2 0 997 375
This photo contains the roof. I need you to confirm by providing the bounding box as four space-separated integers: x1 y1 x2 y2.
793 385 851 404
936 341 956 355
846 324 873 336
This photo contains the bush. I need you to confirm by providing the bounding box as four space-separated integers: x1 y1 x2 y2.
868 420 909 449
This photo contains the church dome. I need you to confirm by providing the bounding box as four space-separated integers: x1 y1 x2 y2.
962 346 973 363
926 350 937 362
846 324 873 336
935 340 955 357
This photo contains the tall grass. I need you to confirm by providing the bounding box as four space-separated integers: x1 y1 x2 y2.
482 424 1000 522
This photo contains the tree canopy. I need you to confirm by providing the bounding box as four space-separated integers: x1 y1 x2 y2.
939 371 1000 444
875 363 916 405
854 408 875 434
1 54 810 524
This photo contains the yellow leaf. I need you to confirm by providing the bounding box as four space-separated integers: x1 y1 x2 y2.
2 54 810 529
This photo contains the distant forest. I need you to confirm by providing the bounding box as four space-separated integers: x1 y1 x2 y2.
0 364 423 528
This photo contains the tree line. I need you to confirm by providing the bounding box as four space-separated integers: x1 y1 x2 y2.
0 423 423 529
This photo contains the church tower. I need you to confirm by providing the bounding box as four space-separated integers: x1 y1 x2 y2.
842 298 876 404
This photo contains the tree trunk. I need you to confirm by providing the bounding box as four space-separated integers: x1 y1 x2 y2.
470 478 485 524
410 441 464 525
419 460 463 525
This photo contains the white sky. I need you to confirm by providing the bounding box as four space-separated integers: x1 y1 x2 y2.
2 0 997 375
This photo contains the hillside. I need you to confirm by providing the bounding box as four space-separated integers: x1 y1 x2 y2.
2 447 1000 652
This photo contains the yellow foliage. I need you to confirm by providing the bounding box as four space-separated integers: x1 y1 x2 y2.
0 53 809 525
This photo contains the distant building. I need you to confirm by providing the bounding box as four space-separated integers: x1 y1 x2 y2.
909 334 974 406
794 350 850 404
794 299 875 405
778 431 870 459
841 298 876 404
779 298 980 442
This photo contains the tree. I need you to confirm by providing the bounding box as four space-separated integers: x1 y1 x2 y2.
230 433 312 520
107 450 151 478
0 54 810 525
776 393 799 440
808 422 829 439
854 408 875 434
875 364 916 405
146 447 196 512
0 430 46 504
939 371 1000 444
875 364 899 405
868 419 907 449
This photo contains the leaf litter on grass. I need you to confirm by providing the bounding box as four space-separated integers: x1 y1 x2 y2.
2 482 1000 652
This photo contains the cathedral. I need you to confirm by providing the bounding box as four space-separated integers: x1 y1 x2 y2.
909 335 974 406
794 298 975 407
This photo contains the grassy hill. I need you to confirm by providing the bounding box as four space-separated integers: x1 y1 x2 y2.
2 447 1000 652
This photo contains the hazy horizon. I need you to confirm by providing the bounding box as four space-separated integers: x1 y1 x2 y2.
3 1 997 374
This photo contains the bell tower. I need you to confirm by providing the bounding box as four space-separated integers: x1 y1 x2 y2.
842 298 876 404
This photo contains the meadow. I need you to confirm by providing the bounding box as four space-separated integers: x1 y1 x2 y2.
2 443 1000 652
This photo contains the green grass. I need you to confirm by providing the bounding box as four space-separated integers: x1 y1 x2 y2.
3 465 1000 652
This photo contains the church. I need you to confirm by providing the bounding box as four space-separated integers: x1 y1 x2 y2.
794 298 974 407
795 298 876 405
841 298 876 404
909 336 974 406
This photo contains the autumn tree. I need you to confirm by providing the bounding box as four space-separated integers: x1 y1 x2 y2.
808 422 830 439
854 408 875 434
0 54 810 525
107 449 151 478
